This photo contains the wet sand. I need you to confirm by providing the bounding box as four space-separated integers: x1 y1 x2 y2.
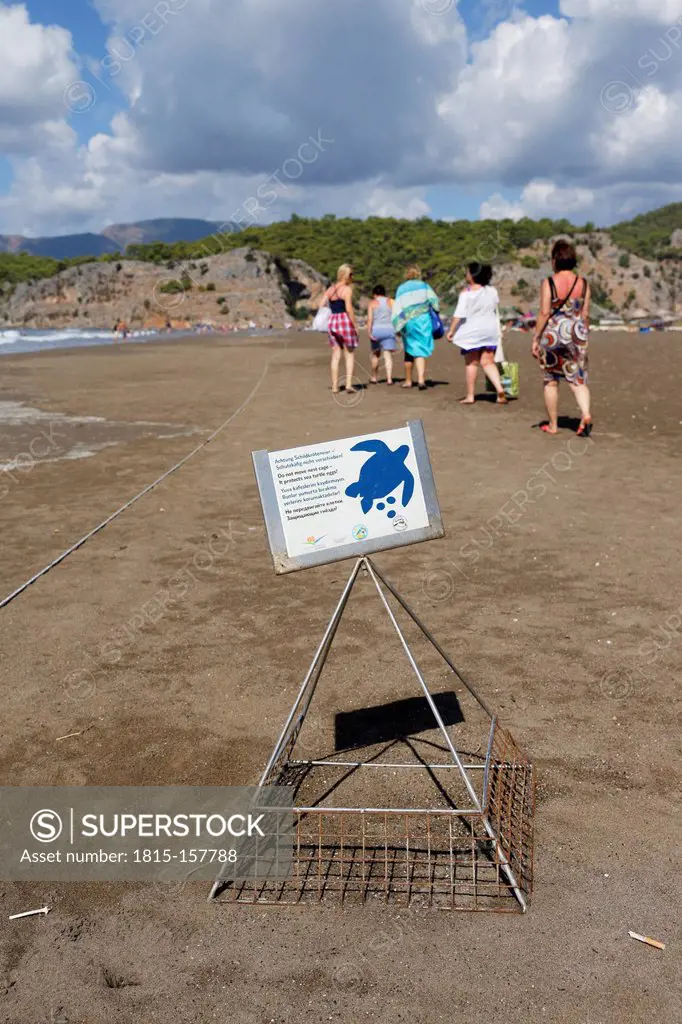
0 330 680 1023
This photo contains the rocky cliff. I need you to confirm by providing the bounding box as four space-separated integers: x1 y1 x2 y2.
1 249 328 329
491 232 681 318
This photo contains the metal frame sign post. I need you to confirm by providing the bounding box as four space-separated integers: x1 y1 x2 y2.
252 420 444 574
211 421 535 911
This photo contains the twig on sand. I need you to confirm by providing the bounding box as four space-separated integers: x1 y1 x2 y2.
56 727 92 742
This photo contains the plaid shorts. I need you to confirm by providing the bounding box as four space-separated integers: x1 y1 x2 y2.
328 312 359 349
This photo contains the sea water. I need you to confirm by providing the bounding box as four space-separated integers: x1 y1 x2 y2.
0 325 283 356
0 326 166 356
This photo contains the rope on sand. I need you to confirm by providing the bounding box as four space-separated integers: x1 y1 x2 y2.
0 361 271 610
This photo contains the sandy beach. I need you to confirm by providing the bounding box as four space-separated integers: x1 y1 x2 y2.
0 329 680 1023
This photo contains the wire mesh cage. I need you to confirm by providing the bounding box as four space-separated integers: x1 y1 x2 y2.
223 723 534 912
212 558 535 913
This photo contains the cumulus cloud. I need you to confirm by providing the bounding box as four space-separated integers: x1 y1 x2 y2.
481 178 682 226
91 0 466 186
352 187 431 220
479 194 525 222
2 0 682 234
0 3 78 156
480 180 597 222
560 0 682 23
440 6 682 190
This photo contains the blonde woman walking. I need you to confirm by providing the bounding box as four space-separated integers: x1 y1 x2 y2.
322 264 359 394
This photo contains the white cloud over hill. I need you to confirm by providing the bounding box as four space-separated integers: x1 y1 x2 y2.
0 4 77 157
1 0 681 233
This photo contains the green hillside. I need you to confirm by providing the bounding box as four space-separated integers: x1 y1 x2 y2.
611 202 682 260
0 252 65 290
0 251 119 293
2 204 682 299
125 214 579 297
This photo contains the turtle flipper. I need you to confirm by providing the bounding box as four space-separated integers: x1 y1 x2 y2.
401 469 415 507
361 496 374 514
345 482 361 498
350 440 389 454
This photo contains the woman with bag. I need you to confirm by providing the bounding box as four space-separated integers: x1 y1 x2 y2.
321 264 360 394
392 265 441 390
532 241 592 436
447 264 507 404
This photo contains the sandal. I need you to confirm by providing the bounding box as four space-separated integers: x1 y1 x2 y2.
540 424 558 435
496 392 508 404
576 417 592 438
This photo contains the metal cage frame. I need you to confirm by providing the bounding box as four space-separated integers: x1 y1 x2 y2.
210 558 534 912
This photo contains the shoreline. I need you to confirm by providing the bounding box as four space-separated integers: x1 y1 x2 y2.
0 324 295 358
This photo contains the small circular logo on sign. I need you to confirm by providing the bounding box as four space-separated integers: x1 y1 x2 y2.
352 525 368 541
392 516 408 533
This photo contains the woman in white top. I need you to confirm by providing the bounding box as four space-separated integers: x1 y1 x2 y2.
447 263 507 405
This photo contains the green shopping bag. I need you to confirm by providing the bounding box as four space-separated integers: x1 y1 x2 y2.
486 361 519 399
501 361 519 399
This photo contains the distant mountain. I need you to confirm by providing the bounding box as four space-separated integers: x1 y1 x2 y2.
102 218 224 249
3 233 119 259
0 218 227 260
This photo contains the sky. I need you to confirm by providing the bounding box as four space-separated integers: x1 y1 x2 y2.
1 0 682 237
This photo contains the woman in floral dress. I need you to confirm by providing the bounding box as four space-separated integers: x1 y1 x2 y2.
532 240 592 436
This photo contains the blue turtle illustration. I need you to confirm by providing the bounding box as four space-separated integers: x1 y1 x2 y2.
345 440 414 515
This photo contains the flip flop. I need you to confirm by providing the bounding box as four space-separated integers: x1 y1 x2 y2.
540 424 559 434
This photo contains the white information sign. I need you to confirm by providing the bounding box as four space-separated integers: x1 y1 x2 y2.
253 420 443 574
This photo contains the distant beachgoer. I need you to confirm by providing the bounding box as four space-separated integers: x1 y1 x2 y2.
322 264 359 394
447 264 507 405
113 318 129 341
532 240 592 436
392 265 439 390
367 285 397 385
